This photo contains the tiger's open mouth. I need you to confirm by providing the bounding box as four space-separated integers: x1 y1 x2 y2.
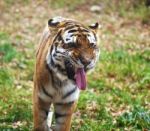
65 60 86 90
75 68 86 90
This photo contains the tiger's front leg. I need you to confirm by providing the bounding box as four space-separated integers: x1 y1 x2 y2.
52 101 77 131
33 85 52 131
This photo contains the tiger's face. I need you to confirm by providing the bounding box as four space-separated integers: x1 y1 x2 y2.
62 25 99 71
47 17 100 89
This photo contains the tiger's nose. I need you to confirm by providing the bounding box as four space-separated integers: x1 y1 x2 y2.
79 56 91 66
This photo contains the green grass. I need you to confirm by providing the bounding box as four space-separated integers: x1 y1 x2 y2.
3 0 29 6
48 0 93 10
72 45 150 130
0 0 150 130
0 32 16 62
0 32 33 130
0 68 13 87
116 106 150 130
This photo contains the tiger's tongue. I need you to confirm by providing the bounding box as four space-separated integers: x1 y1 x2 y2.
75 68 86 90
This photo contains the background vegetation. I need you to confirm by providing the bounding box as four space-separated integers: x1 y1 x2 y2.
0 0 150 130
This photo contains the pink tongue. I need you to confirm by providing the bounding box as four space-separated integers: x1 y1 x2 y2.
75 68 86 90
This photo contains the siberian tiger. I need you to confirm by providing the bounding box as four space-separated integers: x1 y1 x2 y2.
33 16 100 131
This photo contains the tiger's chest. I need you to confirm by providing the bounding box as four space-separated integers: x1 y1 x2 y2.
53 79 80 103
41 76 80 104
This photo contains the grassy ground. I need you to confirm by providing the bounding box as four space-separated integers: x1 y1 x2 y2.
0 0 150 130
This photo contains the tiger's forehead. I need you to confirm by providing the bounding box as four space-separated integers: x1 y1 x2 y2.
50 16 97 44
62 26 96 44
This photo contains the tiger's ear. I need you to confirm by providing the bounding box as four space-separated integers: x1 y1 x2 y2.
48 18 61 27
89 22 100 33
48 16 66 33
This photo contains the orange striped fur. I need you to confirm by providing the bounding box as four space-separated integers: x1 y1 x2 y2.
33 17 99 131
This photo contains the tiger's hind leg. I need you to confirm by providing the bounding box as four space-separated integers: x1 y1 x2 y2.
33 85 52 131
52 101 77 131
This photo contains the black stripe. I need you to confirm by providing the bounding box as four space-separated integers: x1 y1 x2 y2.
68 29 77 33
55 101 75 106
55 57 62 61
62 87 76 99
46 64 64 89
81 29 89 32
49 48 67 74
76 24 81 27
46 63 55 80
46 64 52 74
41 107 49 117
55 112 68 119
65 25 75 31
55 64 66 75
64 21 75 25
65 60 75 80
55 50 65 55
53 30 62 42
94 33 97 41
54 78 62 87
53 53 57 57
53 43 58 53
38 97 50 119
50 56 55 66
50 45 54 53
45 110 49 116
48 53 66 74
41 85 53 99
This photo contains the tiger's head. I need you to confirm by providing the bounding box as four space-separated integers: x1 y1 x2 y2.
47 16 100 90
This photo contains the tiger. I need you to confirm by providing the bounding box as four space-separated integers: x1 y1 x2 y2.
33 16 100 131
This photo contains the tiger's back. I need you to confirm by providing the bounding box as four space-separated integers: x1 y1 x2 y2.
33 17 100 131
